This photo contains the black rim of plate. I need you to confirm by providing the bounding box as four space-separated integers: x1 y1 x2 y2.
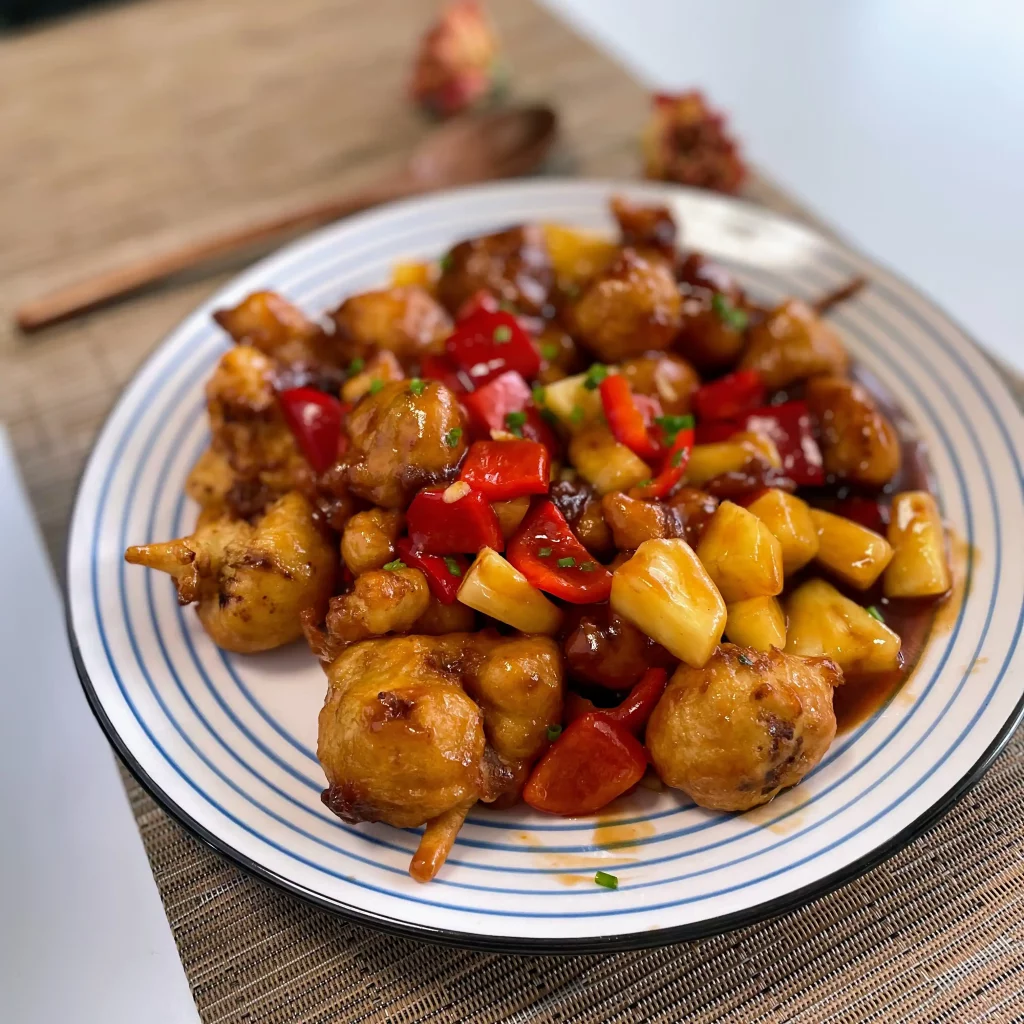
63 184 1024 955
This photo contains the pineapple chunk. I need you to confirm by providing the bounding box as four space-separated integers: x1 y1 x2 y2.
391 259 438 291
544 367 618 431
884 491 951 598
730 431 782 469
542 223 618 286
810 508 894 590
786 579 901 673
457 548 562 635
725 596 786 652
695 500 784 602
610 538 726 667
491 496 531 540
747 489 819 575
685 439 763 486
569 426 651 494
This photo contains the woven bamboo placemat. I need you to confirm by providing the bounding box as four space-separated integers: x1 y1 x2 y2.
3 1 1024 1020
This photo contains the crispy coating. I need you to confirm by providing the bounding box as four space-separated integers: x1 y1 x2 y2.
413 596 477 635
647 644 841 811
569 249 683 362
740 299 849 389
322 567 431 649
563 605 674 690
125 492 337 653
437 224 553 316
675 253 748 370
601 492 682 550
345 379 468 507
610 195 678 259
213 291 335 366
340 350 404 405
341 508 404 575
331 285 451 365
620 352 700 415
667 488 720 547
806 375 901 487
185 447 235 515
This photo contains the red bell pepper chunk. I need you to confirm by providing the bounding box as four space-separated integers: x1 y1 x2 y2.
445 309 542 387
523 713 648 816
278 387 342 474
695 420 740 445
421 354 473 396
394 537 468 604
459 440 550 501
506 499 612 604
599 375 662 461
406 486 504 555
630 417 695 500
565 668 669 734
693 369 766 422
462 370 532 436
742 401 824 486
832 497 890 534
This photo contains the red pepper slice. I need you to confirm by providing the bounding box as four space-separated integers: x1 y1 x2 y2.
598 375 662 461
692 369 766 422
421 354 473 396
277 387 342 474
406 486 504 555
629 418 695 500
394 538 468 604
506 499 612 604
459 440 550 501
523 713 648 816
462 369 532 436
742 401 824 486
564 668 669 734
445 309 542 387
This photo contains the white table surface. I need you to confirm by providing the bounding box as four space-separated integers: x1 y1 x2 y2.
542 0 1024 372
0 429 199 1023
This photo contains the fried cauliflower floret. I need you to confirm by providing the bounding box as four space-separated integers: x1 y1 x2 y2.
569 249 683 362
321 567 431 649
739 298 849 389
345 379 468 507
619 352 700 415
331 285 451 365
436 224 553 316
806 375 901 487
213 291 335 366
647 644 842 811
125 492 337 653
185 447 235 516
610 195 679 259
340 508 404 575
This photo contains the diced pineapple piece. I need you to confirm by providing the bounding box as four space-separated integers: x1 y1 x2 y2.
569 426 651 494
491 496 531 540
747 489 819 575
542 224 618 286
391 259 438 291
810 508 894 590
685 439 762 485
544 367 618 431
457 547 562 635
884 491 951 598
725 596 786 652
695 500 783 602
786 578 901 673
610 538 726 667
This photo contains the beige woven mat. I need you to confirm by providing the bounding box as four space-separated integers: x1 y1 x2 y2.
3 1 1024 1021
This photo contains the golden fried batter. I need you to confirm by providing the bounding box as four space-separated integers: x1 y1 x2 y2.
340 508 404 576
331 285 451 365
620 352 700 415
647 644 841 811
213 291 335 367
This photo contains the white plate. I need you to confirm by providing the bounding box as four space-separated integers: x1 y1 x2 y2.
66 180 1024 952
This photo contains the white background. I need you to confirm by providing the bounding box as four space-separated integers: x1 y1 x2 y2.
542 0 1024 372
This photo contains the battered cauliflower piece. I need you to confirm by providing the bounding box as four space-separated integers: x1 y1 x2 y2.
647 644 842 811
185 447 235 516
806 375 901 487
331 285 451 365
125 492 337 653
213 290 335 366
320 567 431 649
569 249 683 362
340 508 404 576
619 352 700 415
345 379 468 507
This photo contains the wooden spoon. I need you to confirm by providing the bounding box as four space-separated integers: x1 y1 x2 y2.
16 104 558 333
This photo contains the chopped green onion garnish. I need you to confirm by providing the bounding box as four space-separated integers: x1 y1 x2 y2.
505 411 527 437
498 300 517 314
580 561 596 572
347 357 365 375
583 363 609 390
569 405 585 426
711 292 749 331
443 556 462 577
594 871 618 890
444 427 463 448
369 378 384 395
670 448 686 468
636 478 653 489
409 378 426 396
439 252 454 272
382 559 406 571
867 605 885 623
540 342 560 361
557 556 576 568
493 325 513 344
546 724 562 741
538 546 553 558
738 652 754 666
654 413 694 444
532 385 547 406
